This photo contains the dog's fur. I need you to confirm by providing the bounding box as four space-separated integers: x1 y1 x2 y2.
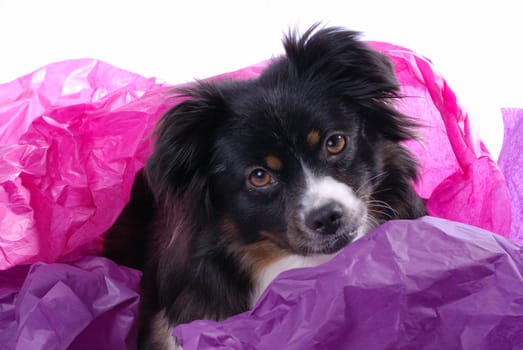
104 25 426 349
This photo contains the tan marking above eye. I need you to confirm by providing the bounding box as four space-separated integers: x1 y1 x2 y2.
265 155 283 171
326 134 347 155
307 130 321 148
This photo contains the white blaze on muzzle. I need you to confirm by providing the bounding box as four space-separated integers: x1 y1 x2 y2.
300 168 368 240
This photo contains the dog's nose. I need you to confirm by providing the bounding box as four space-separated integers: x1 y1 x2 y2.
305 202 345 235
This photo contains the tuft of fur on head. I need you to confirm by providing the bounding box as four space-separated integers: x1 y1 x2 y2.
282 24 420 141
104 24 426 350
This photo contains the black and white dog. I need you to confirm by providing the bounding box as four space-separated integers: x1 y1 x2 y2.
104 24 426 349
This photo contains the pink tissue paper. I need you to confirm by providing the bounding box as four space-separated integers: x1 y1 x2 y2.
0 42 521 349
0 46 514 269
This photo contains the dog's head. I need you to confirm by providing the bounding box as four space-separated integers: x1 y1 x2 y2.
147 26 424 259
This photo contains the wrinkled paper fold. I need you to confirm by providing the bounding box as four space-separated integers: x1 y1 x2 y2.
0 43 521 349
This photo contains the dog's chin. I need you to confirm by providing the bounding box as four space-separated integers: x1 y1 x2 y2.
293 225 366 255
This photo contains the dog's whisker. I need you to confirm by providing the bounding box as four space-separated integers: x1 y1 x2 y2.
365 196 400 224
367 206 395 219
367 199 398 213
355 172 388 196
364 214 381 230
359 187 395 202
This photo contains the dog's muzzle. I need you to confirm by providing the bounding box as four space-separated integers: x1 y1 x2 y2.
290 173 368 254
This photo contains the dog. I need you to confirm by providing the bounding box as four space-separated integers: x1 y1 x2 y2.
104 24 426 349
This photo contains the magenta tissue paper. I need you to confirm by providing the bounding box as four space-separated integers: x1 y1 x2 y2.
0 42 521 349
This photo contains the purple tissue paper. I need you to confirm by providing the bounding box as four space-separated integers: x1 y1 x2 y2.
498 108 523 245
1 257 141 350
174 217 523 350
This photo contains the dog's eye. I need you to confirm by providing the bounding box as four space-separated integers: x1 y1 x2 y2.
326 134 347 155
248 168 273 188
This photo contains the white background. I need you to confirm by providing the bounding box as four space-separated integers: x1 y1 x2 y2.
1 0 521 159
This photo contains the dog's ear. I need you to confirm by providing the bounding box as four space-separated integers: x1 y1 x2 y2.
146 82 228 204
283 24 418 141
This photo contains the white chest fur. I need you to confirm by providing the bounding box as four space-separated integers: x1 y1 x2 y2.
250 253 335 307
